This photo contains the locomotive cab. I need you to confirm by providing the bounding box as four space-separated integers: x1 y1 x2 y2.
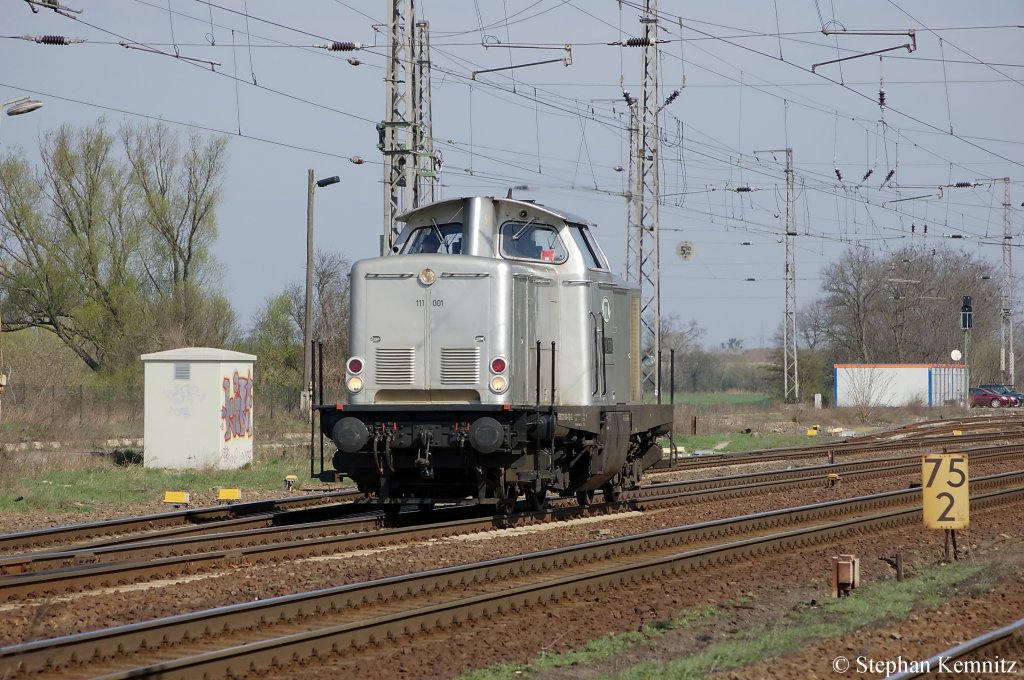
317 196 672 512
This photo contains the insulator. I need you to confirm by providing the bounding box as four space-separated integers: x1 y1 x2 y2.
882 169 896 186
622 90 635 106
320 41 362 51
624 37 652 47
347 58 361 66
911 224 916 233
349 156 364 165
664 90 680 106
954 181 973 188
835 168 843 182
923 224 928 234
862 169 874 182
735 186 752 193
38 34 68 44
878 89 886 107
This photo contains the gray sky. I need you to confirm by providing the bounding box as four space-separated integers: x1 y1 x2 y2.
1 1 1021 348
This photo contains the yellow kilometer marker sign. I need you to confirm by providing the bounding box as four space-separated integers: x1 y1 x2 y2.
921 453 969 529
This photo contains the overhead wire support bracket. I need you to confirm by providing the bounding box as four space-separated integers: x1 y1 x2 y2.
23 0 81 17
811 29 916 73
471 46 571 80
119 41 221 69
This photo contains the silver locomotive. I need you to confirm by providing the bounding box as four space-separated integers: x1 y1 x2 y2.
317 196 673 512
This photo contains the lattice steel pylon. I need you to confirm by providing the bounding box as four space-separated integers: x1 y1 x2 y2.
782 148 799 402
756 147 799 401
412 20 440 206
1001 177 1015 386
380 0 415 253
623 94 638 281
632 0 662 399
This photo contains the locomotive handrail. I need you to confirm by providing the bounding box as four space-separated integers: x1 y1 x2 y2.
590 313 600 397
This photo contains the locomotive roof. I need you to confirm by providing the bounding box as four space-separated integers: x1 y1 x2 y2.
397 196 595 229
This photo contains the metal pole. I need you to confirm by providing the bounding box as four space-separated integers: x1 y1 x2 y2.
636 0 661 400
381 0 416 251
303 169 315 422
783 148 799 403
318 339 325 474
1001 177 1014 386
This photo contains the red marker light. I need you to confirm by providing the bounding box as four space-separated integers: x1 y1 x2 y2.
347 357 364 374
490 357 507 373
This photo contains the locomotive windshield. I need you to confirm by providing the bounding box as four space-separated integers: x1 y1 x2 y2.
405 222 463 254
499 222 567 263
566 224 607 270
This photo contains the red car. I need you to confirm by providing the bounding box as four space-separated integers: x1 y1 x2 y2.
969 386 1019 408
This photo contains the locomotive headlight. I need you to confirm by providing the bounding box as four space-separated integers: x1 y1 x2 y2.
418 268 437 286
346 376 364 393
489 375 509 393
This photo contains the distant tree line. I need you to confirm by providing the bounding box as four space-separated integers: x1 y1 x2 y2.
764 244 1017 403
0 119 349 391
649 243 1017 402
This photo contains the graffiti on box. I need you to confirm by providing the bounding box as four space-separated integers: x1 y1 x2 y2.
222 370 253 440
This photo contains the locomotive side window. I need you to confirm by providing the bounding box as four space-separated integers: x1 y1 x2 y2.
567 224 607 270
405 222 463 254
499 222 567 263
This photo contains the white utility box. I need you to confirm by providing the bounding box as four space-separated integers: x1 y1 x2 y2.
141 347 257 469
833 363 966 408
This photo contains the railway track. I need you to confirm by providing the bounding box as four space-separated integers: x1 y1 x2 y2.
2 443 1021 598
655 426 1024 472
3 416 1019 558
887 615 1024 679
0 489 364 554
3 470 1023 678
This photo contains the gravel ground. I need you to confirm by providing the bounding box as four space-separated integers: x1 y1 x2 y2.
1 458 1021 674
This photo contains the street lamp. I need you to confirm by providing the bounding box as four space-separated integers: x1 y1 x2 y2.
303 171 341 421
1 97 43 136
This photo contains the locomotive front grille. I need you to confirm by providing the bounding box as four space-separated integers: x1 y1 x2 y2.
375 348 415 385
439 347 480 384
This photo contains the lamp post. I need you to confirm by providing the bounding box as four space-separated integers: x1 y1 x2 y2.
302 171 340 421
0 97 42 421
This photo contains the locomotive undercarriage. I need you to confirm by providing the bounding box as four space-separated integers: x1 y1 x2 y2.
318 404 671 513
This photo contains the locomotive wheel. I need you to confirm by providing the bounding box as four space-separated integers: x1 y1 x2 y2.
525 486 548 512
498 485 518 515
575 490 595 507
602 482 622 503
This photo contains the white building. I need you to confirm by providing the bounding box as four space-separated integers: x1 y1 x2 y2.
833 364 966 408
141 347 257 469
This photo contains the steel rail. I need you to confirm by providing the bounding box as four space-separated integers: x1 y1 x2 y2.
886 615 1024 679
659 428 1024 471
0 489 362 553
3 416 1018 554
3 477 1022 678
2 446 1021 592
